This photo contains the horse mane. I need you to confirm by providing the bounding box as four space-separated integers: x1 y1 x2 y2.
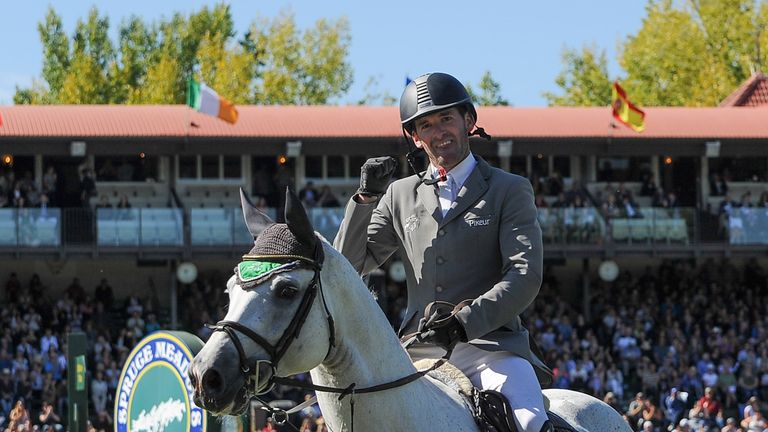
315 232 380 300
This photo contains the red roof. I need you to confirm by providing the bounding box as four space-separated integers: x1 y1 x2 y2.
719 72 768 107
0 104 767 140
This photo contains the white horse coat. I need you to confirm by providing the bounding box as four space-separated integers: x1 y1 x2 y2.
189 190 631 432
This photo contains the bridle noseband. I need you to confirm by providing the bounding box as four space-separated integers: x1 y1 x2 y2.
206 248 335 396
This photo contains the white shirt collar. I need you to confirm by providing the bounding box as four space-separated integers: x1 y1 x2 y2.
430 153 476 187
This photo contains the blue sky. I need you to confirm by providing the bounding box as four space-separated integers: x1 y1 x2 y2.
0 1 648 106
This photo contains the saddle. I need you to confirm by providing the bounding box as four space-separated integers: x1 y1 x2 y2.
415 360 574 432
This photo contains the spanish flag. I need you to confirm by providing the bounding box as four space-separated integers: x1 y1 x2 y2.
611 81 645 132
187 80 239 124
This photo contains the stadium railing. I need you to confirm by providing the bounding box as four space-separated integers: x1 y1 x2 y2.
1 205 763 249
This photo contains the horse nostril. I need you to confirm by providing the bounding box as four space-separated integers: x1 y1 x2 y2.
202 369 224 395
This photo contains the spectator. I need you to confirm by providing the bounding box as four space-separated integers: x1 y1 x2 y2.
741 396 764 430
144 313 161 335
710 173 728 196
38 399 63 431
627 392 646 431
4 273 21 304
95 194 112 209
124 295 143 316
640 173 657 197
126 311 145 339
690 386 723 429
298 181 318 207
665 388 687 429
603 391 622 414
8 399 31 431
39 329 58 356
721 416 738 431
92 409 113 431
94 279 114 310
0 369 13 416
91 370 109 414
317 185 340 207
42 166 57 198
66 278 86 305
80 168 97 207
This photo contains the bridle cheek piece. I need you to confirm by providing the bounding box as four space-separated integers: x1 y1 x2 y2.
206 249 335 396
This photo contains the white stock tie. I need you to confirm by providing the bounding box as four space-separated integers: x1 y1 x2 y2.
438 173 457 216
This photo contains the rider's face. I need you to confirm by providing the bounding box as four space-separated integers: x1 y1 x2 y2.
410 107 474 171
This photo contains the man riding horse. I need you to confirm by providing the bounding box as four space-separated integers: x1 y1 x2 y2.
334 72 554 432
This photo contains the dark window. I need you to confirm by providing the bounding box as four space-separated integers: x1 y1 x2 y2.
179 156 196 179
201 156 219 179
305 156 322 178
509 157 527 176
553 156 571 178
223 156 241 179
95 155 158 182
327 156 344 178
531 154 548 177
349 156 367 179
597 157 651 182
709 157 768 182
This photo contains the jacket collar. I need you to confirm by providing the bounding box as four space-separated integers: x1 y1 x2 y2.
416 155 492 226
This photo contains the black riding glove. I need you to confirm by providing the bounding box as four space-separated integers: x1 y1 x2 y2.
357 156 397 197
418 315 467 353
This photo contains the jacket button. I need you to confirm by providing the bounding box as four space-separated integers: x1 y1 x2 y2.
437 257 445 264
438 229 446 237
436 285 444 292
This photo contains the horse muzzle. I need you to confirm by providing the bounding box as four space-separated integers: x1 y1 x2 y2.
189 338 248 414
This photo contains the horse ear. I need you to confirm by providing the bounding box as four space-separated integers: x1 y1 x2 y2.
240 188 274 238
283 187 316 246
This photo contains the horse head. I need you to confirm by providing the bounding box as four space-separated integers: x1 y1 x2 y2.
189 188 335 415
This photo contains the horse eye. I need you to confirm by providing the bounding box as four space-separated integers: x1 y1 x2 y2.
275 283 299 299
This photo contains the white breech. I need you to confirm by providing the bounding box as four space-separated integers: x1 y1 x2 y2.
409 343 548 432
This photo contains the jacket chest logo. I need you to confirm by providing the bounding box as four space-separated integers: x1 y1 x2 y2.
467 218 491 227
404 214 420 232
464 214 494 228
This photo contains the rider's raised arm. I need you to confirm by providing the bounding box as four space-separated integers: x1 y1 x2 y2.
334 186 399 276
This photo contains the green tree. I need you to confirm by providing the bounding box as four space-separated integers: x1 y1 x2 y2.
543 46 612 106
15 4 353 106
357 75 397 105
59 8 114 103
195 31 255 104
111 17 156 104
548 0 768 107
22 7 70 103
467 71 510 106
249 10 352 104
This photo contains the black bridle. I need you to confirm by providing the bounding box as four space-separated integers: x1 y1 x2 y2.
206 249 336 396
206 246 451 431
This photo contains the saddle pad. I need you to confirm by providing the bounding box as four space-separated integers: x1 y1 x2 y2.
413 359 474 398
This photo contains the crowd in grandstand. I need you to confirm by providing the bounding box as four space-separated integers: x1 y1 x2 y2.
1 256 767 431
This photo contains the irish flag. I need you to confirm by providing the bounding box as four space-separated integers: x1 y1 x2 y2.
187 80 239 124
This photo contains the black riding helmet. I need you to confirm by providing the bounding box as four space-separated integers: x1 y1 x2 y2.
399 72 478 133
